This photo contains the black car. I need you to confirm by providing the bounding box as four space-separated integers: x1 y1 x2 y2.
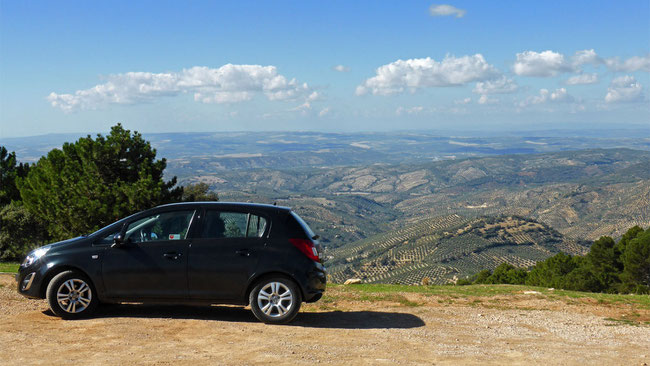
16 202 326 324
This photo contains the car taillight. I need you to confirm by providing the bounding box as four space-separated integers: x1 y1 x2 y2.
289 238 320 262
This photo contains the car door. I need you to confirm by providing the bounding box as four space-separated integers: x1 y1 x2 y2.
101 209 197 300
188 209 268 301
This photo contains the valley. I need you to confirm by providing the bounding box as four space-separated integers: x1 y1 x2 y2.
180 147 649 284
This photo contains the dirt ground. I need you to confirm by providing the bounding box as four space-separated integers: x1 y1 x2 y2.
1 274 648 366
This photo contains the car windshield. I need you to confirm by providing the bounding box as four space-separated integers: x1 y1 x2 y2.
86 211 142 238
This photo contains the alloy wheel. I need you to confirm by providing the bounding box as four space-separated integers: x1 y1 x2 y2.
56 278 92 314
256 281 294 317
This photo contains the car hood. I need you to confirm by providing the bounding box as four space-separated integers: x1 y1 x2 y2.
42 236 86 251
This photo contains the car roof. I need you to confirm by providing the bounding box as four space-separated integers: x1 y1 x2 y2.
155 201 292 213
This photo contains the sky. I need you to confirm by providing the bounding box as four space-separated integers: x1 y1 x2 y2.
1 0 649 137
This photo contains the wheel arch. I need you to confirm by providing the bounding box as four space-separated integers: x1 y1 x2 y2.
244 271 304 305
39 265 94 299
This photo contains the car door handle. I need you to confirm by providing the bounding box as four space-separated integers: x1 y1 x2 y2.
235 249 250 257
163 252 182 260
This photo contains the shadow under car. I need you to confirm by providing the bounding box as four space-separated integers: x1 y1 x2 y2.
43 304 426 329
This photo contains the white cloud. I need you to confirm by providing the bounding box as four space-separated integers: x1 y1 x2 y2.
565 73 598 85
520 88 574 107
514 49 650 77
571 49 600 67
194 91 253 104
287 91 323 114
473 76 518 94
455 97 471 104
306 91 321 102
512 49 603 77
477 95 498 105
605 75 644 103
47 64 314 112
604 55 650 72
318 107 331 117
396 106 424 115
288 103 311 115
513 50 574 77
356 54 499 96
429 4 466 18
333 65 350 72
473 76 515 106
548 88 574 102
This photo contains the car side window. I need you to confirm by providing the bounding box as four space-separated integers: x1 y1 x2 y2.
201 210 267 239
95 230 120 245
246 214 267 238
125 210 195 243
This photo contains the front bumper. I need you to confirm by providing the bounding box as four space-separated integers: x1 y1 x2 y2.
15 266 45 299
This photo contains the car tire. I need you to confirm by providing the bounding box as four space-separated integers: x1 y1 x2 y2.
249 277 302 324
46 270 98 319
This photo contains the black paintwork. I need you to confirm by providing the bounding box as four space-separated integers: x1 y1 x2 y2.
16 202 326 305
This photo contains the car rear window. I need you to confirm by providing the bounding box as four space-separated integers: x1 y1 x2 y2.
200 210 268 239
287 211 315 239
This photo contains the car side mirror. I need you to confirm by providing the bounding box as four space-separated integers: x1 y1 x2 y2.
111 233 125 248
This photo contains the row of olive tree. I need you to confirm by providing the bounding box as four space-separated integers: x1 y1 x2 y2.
0 124 217 260
458 225 650 294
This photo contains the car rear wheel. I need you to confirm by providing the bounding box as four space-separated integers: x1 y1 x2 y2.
249 277 302 324
46 270 98 319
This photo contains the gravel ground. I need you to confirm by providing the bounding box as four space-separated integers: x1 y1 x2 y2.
1 274 648 365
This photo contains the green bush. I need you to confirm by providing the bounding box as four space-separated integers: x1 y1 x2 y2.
0 202 46 261
526 252 578 288
463 226 650 294
467 263 529 286
181 182 219 202
473 269 492 284
455 278 473 286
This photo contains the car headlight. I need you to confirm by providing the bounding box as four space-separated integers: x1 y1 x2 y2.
21 247 50 267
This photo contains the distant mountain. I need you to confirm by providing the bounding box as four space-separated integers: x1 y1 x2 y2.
326 215 590 285
212 148 650 244
3 131 649 168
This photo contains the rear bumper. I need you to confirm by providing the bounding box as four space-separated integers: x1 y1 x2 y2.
303 262 326 302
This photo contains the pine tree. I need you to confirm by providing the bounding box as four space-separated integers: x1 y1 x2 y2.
614 226 644 257
0 146 30 206
587 236 620 290
17 124 183 240
621 229 650 292
526 252 577 288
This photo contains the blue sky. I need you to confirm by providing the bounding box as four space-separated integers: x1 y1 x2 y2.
1 1 648 137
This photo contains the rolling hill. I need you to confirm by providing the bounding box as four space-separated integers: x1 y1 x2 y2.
326 215 590 285
211 148 650 246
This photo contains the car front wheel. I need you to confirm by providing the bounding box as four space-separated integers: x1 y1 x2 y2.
249 277 302 324
46 270 98 319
